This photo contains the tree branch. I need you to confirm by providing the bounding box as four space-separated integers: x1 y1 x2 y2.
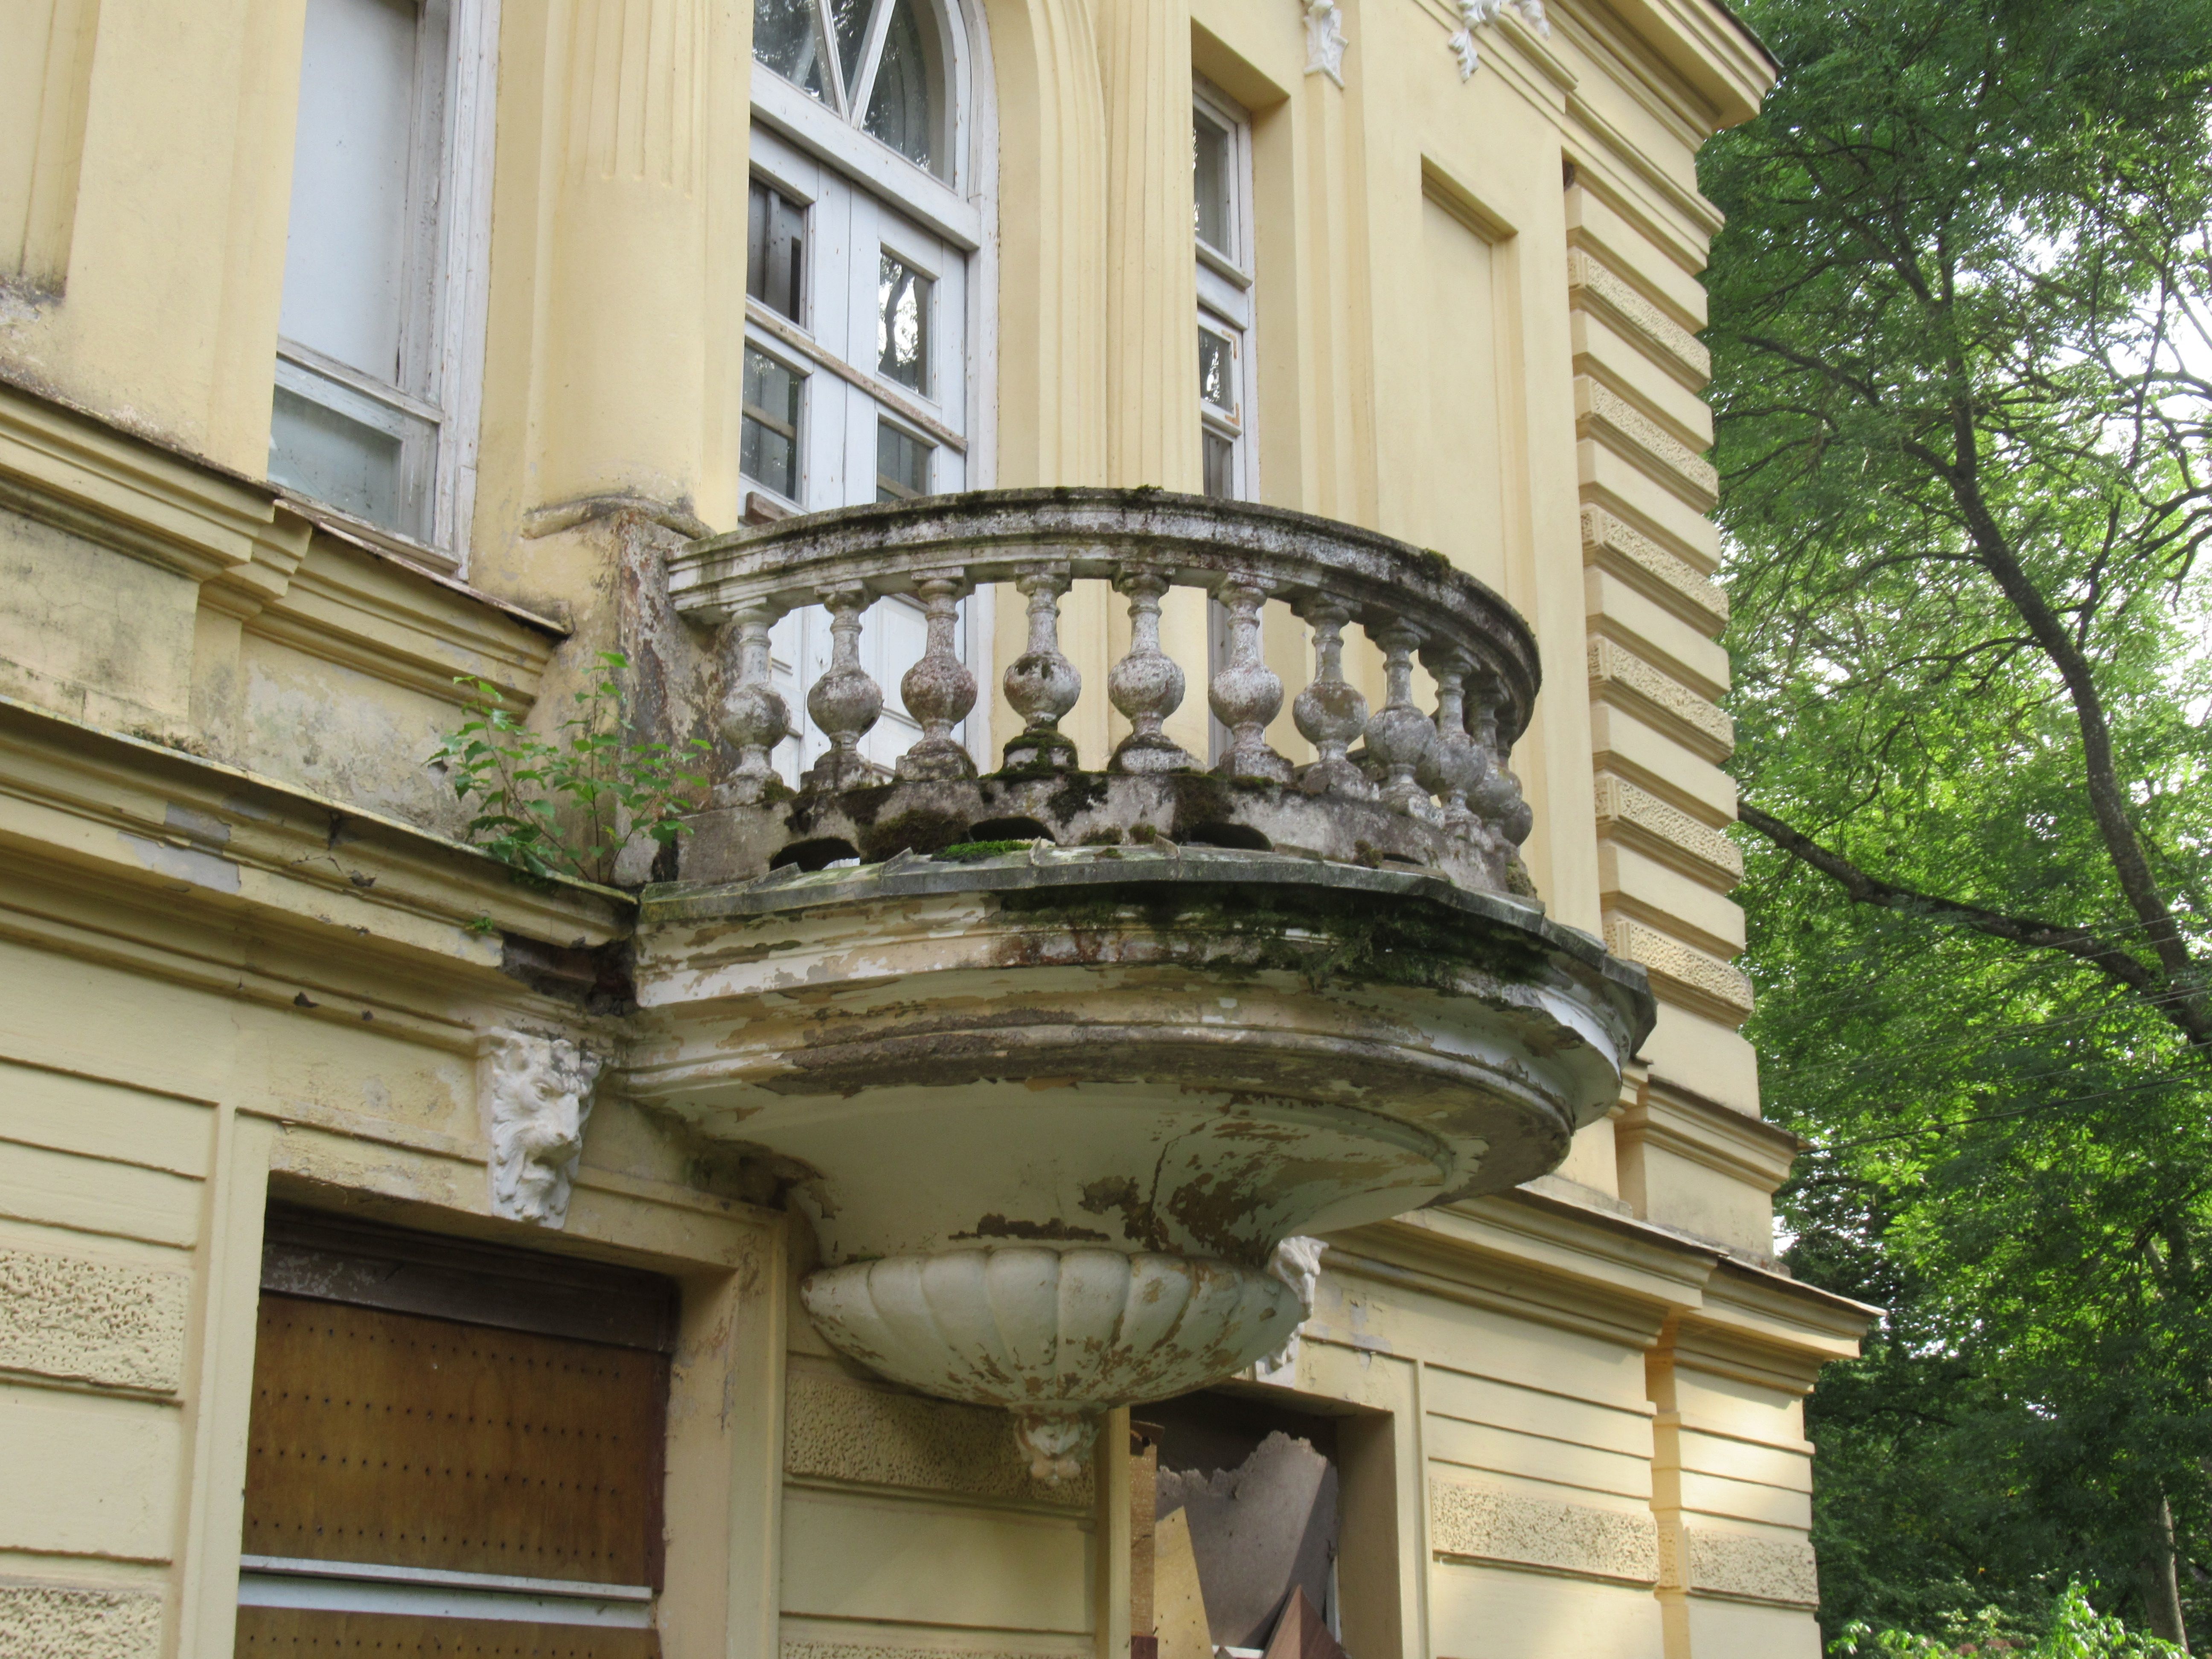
1738 802 2212 1052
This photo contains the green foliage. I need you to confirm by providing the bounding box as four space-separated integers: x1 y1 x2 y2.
428 652 709 886
1831 1583 2185 1657
1702 0 2212 1644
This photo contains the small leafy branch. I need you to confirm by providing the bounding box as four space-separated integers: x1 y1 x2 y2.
429 651 709 885
1828 1584 2185 1659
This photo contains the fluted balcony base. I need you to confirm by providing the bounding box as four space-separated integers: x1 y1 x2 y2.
800 1248 1301 1482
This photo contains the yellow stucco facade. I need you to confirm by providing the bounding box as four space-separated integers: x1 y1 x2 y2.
0 2 1872 1657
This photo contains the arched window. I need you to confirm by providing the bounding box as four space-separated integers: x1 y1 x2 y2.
753 0 951 179
744 0 988 783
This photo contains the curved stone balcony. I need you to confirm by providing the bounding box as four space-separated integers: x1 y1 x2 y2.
641 490 1654 1478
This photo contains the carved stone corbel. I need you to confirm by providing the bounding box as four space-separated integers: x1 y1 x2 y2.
1254 1234 1327 1383
480 1029 607 1227
1303 0 1347 85
1448 0 1549 80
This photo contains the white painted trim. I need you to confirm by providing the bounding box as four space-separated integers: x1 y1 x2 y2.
751 72 983 252
239 1557 653 1601
238 1565 653 1628
436 0 501 570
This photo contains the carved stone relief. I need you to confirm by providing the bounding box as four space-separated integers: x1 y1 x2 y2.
1254 1234 1326 1383
1448 0 1550 80
1303 1 1346 85
480 1029 606 1227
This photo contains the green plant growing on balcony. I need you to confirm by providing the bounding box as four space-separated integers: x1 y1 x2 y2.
430 651 709 885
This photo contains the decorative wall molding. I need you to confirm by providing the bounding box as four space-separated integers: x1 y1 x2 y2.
1303 1 1347 85
481 1029 606 1226
1604 915 1756 1020
1448 0 1549 81
1579 507 1728 631
1587 637 1735 757
784 1369 1094 1508
1567 249 1710 383
1592 773 1743 886
0 1584 164 1659
1578 381 1719 507
1430 1478 1660 1585
1658 1525 1822 1607
0 1248 188 1393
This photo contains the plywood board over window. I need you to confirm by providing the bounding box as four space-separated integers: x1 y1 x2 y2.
233 1207 678 1658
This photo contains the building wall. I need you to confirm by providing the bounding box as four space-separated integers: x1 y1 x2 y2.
0 3 1870 1658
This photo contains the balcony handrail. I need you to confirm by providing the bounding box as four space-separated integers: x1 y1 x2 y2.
666 488 1544 882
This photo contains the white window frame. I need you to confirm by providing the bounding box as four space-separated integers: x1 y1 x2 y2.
271 0 501 571
746 0 998 781
1194 76 1259 503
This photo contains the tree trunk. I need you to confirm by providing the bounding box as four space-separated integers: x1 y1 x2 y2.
2146 1492 2190 1651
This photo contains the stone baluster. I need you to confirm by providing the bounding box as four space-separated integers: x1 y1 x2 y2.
897 573 978 780
1363 620 1438 818
1108 563 1196 773
1292 595 1373 798
716 600 790 804
801 583 882 792
1417 645 1484 836
1465 670 1534 849
1209 574 1295 783
1002 564 1082 770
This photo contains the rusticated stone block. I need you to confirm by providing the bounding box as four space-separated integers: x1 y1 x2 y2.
784 1370 1094 1507
1429 1478 1660 1585
0 1584 164 1659
0 1248 189 1393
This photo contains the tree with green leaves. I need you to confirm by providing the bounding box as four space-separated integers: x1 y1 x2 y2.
1700 0 2212 1646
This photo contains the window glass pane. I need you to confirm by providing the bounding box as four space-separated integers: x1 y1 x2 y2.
1193 110 1231 254
1202 429 1235 500
876 420 930 500
863 0 938 175
270 383 434 539
877 253 931 391
748 180 806 321
830 0 874 104
280 0 422 381
1199 326 1236 415
741 347 803 499
754 0 831 102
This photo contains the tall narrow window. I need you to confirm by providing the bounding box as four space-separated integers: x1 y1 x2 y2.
1193 81 1257 501
746 0 985 783
270 0 490 556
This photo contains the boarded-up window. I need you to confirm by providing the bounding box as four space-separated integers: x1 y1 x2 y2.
235 1207 678 1658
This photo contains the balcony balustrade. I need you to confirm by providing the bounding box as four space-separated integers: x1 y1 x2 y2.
637 490 1653 1480
665 489 1541 890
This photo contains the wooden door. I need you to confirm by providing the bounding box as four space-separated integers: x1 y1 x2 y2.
235 1209 676 1656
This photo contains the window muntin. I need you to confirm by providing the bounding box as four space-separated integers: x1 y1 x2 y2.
271 0 491 558
754 0 947 180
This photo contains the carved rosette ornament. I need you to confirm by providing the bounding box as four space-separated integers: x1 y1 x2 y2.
482 1030 607 1228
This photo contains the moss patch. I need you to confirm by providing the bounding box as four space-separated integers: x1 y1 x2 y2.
996 878 1550 992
